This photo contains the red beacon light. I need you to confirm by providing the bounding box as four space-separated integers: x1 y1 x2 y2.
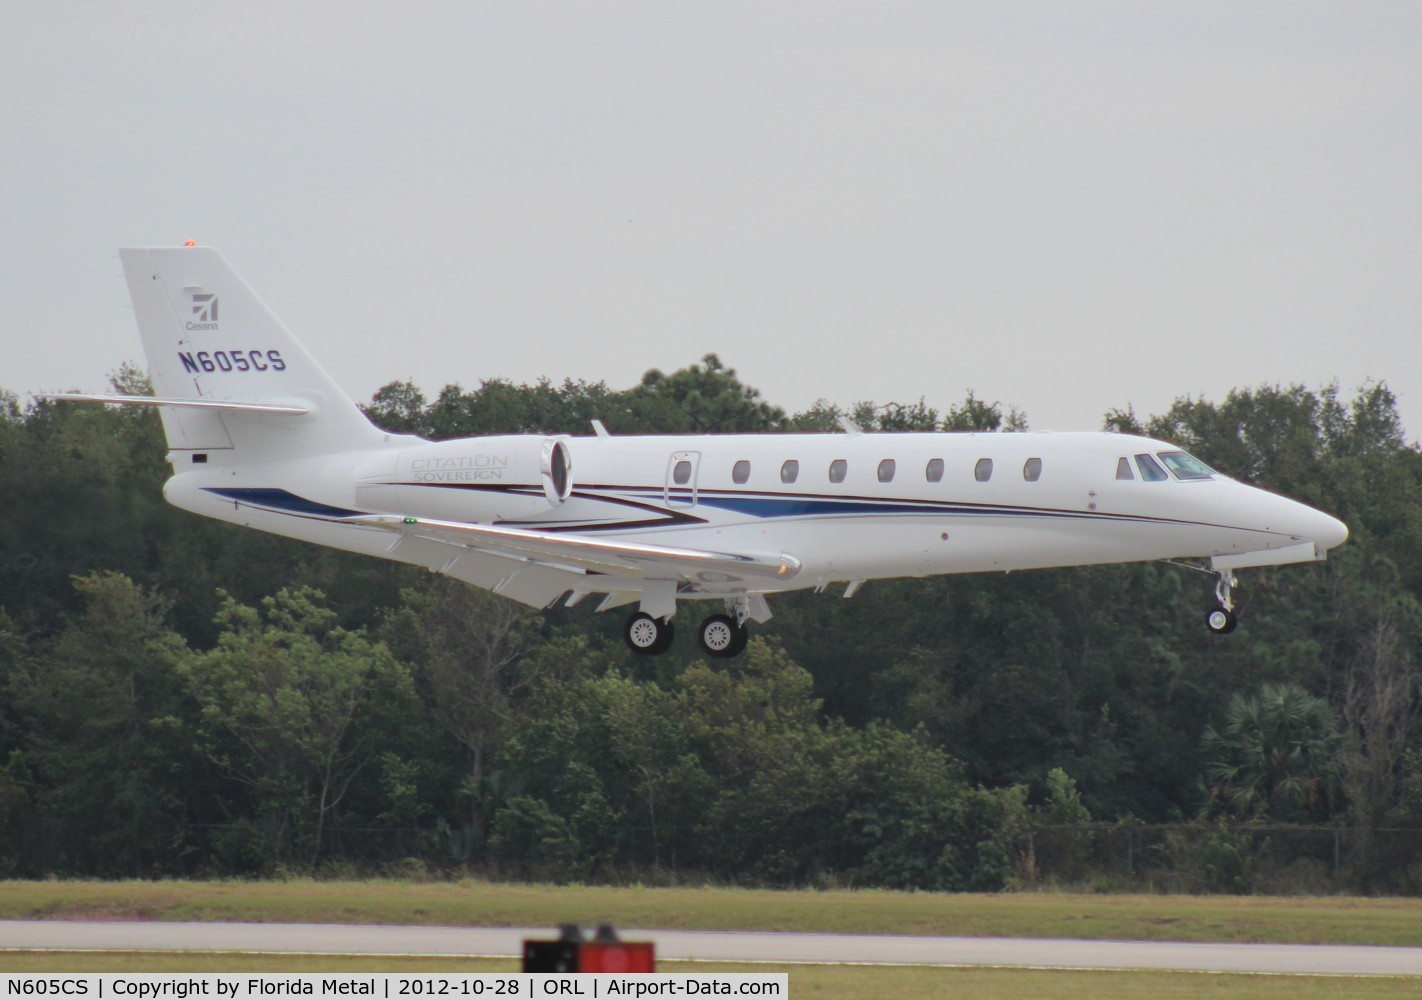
183 240 196 247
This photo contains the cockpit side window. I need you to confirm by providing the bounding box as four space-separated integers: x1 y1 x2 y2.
1116 457 1134 481
1135 454 1168 482
1158 451 1215 480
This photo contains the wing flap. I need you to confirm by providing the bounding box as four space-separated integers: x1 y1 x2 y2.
378 525 585 609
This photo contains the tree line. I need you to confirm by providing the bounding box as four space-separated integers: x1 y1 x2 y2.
1 358 1419 892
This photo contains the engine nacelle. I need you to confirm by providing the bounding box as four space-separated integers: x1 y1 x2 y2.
355 435 573 522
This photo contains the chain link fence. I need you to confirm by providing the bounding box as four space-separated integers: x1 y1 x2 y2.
1028 823 1422 894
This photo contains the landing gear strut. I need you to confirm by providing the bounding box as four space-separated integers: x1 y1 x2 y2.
624 612 675 655
1205 571 1238 634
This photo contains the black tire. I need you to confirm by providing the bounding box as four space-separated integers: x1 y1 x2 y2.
626 612 672 654
725 619 750 657
1205 606 1238 634
698 613 748 658
651 619 676 655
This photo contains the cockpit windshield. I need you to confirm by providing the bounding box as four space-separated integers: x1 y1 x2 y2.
1157 451 1215 481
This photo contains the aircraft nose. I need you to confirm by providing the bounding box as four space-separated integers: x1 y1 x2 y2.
1285 498 1348 551
1313 509 1349 551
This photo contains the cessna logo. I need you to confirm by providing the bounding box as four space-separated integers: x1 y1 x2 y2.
187 293 219 330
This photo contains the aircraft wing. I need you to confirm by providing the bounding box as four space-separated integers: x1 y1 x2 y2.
350 513 802 583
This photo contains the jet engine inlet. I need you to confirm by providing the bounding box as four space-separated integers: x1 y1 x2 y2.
542 438 573 507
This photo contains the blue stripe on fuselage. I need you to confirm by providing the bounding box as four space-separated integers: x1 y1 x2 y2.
202 487 363 519
668 492 1096 521
694 495 942 518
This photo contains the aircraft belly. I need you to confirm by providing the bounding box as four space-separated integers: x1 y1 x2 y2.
631 511 1276 585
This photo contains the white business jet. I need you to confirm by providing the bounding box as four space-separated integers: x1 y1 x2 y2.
43 247 1349 657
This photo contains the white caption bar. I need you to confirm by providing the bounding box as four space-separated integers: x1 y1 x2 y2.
0 975 787 999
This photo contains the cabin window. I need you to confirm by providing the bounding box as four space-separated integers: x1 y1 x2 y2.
1023 457 1042 482
877 459 896 483
781 460 799 484
975 458 993 482
673 460 693 485
1116 457 1134 480
1158 450 1215 481
732 460 751 485
829 459 848 483
925 458 944 483
1135 453 1168 482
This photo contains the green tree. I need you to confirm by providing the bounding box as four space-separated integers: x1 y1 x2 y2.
944 390 1026 431
5 572 193 875
362 380 428 435
380 580 544 852
624 355 785 433
1340 615 1420 883
675 641 827 881
179 587 416 867
1201 682 1341 822
490 667 704 874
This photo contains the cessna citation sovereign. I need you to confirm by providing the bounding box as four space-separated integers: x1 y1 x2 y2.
43 247 1349 657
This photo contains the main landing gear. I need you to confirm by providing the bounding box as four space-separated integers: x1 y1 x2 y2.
624 607 751 658
1205 571 1239 635
624 612 676 655
695 613 749 659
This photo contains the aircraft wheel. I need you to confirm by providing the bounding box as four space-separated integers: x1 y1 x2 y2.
698 613 749 658
625 612 675 655
1205 606 1238 634
653 620 676 654
726 621 749 656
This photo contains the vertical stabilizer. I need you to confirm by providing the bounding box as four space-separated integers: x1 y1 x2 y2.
121 246 384 461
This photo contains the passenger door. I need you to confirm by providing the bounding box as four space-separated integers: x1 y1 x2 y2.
665 451 701 507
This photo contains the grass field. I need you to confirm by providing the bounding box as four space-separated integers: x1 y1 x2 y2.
5 882 1421 998
0 953 1417 1000
2 880 1422 946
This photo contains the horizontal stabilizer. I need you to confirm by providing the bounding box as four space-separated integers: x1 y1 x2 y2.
33 393 310 416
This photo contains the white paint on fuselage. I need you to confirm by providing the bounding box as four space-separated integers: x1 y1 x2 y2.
162 429 1347 599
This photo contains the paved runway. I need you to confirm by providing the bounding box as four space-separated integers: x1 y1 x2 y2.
4 920 1422 977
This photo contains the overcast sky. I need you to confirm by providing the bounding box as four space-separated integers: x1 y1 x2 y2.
4 3 1420 439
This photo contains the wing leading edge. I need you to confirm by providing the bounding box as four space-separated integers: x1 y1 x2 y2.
352 513 801 586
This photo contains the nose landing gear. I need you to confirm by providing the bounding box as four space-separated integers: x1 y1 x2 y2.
1205 571 1239 634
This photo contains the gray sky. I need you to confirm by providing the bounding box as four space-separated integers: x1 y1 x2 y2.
5 3 1420 438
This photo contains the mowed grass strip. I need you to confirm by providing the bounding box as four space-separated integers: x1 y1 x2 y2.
0 954 1417 1000
3 881 1422 947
